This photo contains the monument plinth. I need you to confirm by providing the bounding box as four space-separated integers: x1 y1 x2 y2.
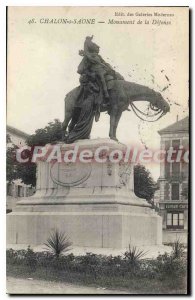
7 139 162 249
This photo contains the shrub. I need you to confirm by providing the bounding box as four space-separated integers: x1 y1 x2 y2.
44 229 72 258
24 246 37 272
139 259 158 279
7 246 37 271
6 245 187 288
7 248 29 265
172 239 185 259
124 245 148 268
155 252 187 281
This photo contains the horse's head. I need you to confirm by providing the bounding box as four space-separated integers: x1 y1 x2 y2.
149 91 170 114
128 82 170 115
127 82 170 121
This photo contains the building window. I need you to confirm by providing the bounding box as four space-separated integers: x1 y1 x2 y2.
166 212 184 229
171 183 180 200
165 162 170 178
164 140 171 178
165 140 171 150
172 139 180 150
172 162 180 178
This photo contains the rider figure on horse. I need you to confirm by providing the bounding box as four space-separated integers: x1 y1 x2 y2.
77 36 124 122
78 36 112 99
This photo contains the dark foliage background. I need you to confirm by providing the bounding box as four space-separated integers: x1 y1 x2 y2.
134 164 157 201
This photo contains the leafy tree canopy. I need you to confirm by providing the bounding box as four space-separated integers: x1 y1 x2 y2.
27 119 62 146
134 164 157 201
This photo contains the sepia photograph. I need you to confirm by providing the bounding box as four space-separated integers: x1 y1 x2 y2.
6 6 189 295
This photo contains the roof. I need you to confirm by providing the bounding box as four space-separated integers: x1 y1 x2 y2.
158 116 189 135
7 125 29 139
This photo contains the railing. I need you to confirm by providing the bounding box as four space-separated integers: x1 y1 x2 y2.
164 172 188 182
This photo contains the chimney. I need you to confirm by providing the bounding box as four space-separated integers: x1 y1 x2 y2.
176 115 179 122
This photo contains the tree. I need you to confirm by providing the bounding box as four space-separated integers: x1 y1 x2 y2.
6 144 19 183
6 119 62 187
6 142 37 186
134 164 157 201
26 119 62 146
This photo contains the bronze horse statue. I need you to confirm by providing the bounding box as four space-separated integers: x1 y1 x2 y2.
62 80 170 142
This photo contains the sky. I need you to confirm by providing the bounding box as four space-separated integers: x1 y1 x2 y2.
7 7 189 179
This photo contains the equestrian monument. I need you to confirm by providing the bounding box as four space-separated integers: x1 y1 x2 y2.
7 36 170 250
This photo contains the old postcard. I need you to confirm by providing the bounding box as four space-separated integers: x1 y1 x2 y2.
6 6 189 294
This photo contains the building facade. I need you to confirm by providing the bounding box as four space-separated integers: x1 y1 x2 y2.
158 116 189 244
6 125 35 211
7 125 29 148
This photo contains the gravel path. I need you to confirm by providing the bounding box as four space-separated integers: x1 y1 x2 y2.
7 276 129 294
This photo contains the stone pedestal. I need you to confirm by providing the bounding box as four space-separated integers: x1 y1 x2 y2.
7 139 162 248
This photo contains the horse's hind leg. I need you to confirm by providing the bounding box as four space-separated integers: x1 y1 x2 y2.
109 114 115 140
113 111 122 140
109 106 118 141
